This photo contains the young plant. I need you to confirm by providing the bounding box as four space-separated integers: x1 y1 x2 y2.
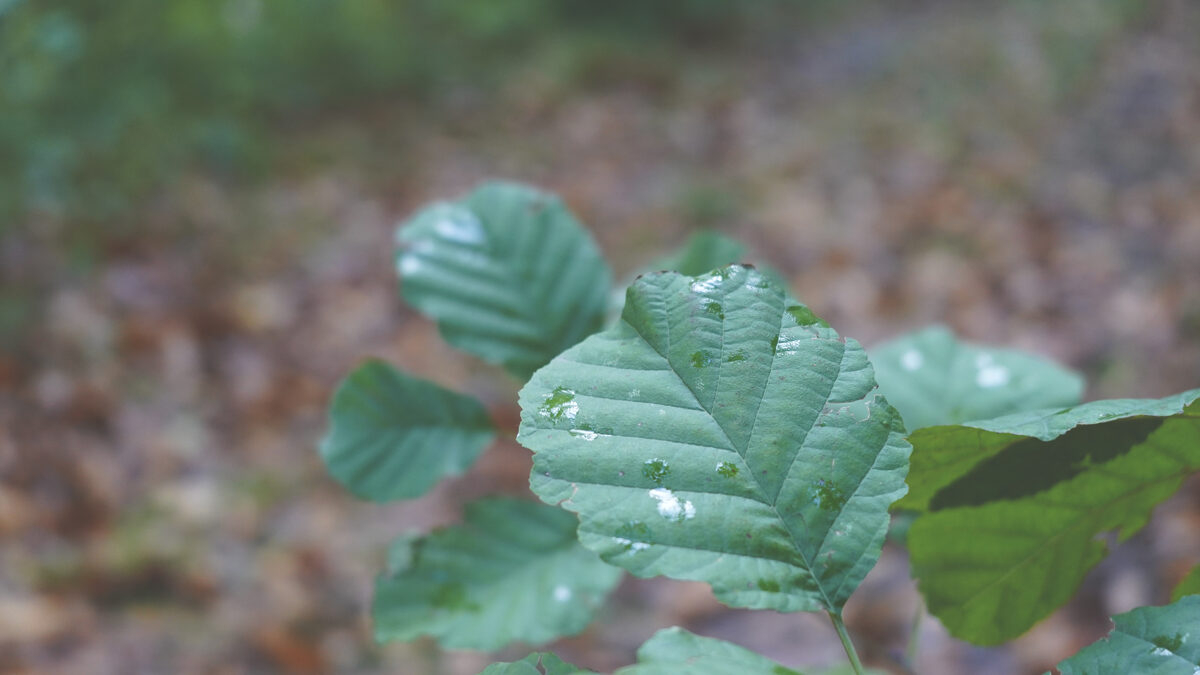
320 181 1200 674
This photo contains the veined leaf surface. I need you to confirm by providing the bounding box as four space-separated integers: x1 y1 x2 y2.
374 498 623 650
905 390 1200 645
870 325 1084 431
1056 596 1200 675
319 359 493 501
518 265 911 615
396 181 612 379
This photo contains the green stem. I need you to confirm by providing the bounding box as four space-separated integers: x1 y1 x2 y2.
830 612 865 675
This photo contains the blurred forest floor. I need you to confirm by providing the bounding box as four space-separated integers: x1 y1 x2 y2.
3 1 1200 673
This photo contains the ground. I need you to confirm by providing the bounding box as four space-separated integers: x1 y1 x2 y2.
2 2 1200 673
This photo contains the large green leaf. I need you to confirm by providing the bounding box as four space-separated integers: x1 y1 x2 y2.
396 181 612 380
904 391 1200 645
1172 566 1200 602
518 265 911 615
1056 596 1200 674
319 359 494 501
870 325 1084 431
373 498 623 650
901 390 1200 511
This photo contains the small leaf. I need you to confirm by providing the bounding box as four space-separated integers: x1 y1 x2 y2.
396 181 612 379
479 653 594 675
1056 596 1200 674
518 265 911 615
319 359 494 501
904 390 1200 645
870 325 1084 431
648 231 746 276
374 498 623 650
615 627 803 674
1172 566 1200 602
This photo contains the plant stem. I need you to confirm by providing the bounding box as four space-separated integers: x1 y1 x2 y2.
830 612 865 675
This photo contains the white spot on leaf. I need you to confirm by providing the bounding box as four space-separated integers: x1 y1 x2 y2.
398 254 420 276
976 365 1010 388
690 272 723 293
569 429 607 441
434 214 486 245
972 353 1011 388
901 348 923 371
649 487 695 521
612 537 649 553
553 585 572 602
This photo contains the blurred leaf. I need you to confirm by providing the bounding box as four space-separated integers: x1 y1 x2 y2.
1056 596 1200 674
374 498 623 650
870 325 1084 431
397 182 612 380
648 231 746 276
518 265 910 615
1172 566 1200 602
319 359 493 501
479 653 594 675
483 628 809 675
616 627 802 674
904 390 1200 645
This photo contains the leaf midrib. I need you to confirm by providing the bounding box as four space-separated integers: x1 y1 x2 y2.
623 281 842 612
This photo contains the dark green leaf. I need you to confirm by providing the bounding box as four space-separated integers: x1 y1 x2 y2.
319 359 494 501
396 181 612 379
518 265 911 615
1056 596 1200 674
901 390 1200 511
374 498 623 650
870 325 1084 431
905 391 1200 645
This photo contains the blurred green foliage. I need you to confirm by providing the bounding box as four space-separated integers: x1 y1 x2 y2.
0 0 814 227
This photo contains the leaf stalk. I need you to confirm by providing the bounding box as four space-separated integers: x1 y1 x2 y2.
830 612 865 675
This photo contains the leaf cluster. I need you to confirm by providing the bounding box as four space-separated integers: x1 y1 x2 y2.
320 181 1200 674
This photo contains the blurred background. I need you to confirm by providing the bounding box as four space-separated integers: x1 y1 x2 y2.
2 0 1200 673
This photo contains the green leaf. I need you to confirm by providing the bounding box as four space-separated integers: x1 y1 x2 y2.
1172 566 1200 602
518 265 911 615
870 325 1084 431
396 181 612 379
319 359 494 501
904 390 1200 645
901 390 1200 511
1056 596 1200 674
482 629 806 675
615 627 803 674
648 231 746 276
479 653 594 675
373 497 623 650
